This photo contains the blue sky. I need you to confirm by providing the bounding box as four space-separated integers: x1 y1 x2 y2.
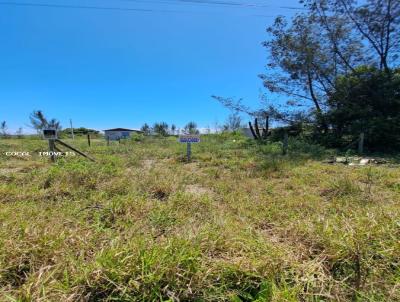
0 0 301 133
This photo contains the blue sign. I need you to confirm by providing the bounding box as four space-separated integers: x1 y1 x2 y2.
179 135 200 143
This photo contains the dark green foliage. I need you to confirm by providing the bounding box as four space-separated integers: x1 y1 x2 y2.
60 127 99 136
29 110 62 133
270 124 303 142
140 123 151 136
171 124 177 135
153 122 169 136
249 117 272 141
325 67 400 151
184 121 199 134
258 0 400 151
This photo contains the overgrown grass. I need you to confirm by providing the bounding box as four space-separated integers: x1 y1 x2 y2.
0 135 399 301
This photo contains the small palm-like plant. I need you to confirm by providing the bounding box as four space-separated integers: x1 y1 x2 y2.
249 116 271 141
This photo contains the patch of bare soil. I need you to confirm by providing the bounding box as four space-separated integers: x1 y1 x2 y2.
184 184 213 197
0 168 22 175
142 159 155 170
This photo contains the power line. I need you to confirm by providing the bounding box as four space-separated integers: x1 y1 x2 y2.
0 1 181 13
118 0 307 10
279 6 307 10
120 0 307 10
144 0 268 8
0 0 307 12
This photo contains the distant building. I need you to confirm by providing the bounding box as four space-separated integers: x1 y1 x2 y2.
241 128 254 138
103 128 142 141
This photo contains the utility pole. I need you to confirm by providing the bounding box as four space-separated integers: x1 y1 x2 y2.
70 119 75 140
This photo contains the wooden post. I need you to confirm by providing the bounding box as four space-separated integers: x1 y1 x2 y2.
107 136 110 146
282 132 288 155
70 119 74 140
187 142 191 162
48 139 56 162
358 132 364 155
87 134 91 147
55 139 96 162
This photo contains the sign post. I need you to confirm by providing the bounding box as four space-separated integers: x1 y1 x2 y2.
179 135 200 162
187 142 192 161
42 128 96 162
48 139 56 162
43 129 58 162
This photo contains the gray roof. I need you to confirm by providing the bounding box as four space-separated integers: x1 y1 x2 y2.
103 128 141 132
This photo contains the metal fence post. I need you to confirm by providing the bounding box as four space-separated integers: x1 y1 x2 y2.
187 142 191 162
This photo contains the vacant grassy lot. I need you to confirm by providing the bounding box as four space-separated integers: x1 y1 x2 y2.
0 135 399 301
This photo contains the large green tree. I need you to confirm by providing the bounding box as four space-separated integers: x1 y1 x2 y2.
260 0 399 148
326 66 400 150
214 0 399 150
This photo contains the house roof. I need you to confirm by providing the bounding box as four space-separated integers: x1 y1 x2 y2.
103 128 142 132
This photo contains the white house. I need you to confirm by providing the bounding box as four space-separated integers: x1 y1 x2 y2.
103 128 142 141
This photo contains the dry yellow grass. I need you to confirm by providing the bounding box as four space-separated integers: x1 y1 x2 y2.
0 135 399 301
